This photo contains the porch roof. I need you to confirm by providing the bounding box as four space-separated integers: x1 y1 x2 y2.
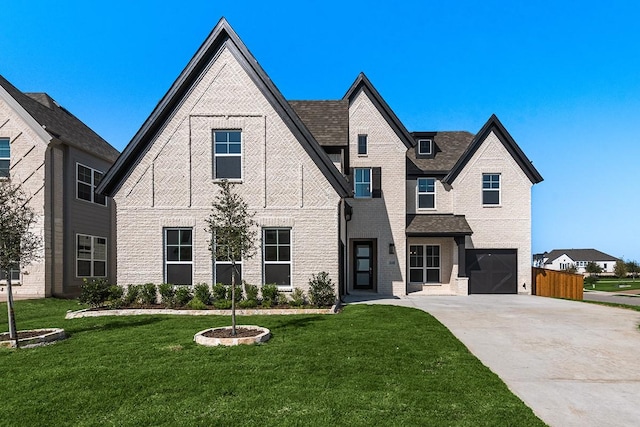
406 214 473 237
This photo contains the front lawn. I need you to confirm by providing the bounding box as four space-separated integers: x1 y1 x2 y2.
584 278 640 292
0 299 543 426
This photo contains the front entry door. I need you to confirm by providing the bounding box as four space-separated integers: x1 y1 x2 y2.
354 242 374 289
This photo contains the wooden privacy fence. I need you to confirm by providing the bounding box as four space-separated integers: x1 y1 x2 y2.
532 267 583 300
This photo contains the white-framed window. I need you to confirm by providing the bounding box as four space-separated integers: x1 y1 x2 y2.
213 130 242 180
0 138 10 178
482 173 500 206
357 134 368 155
354 168 371 198
77 163 106 206
0 265 20 283
214 245 242 285
164 228 193 285
409 245 440 283
76 234 107 278
418 138 433 155
263 228 291 288
417 178 436 210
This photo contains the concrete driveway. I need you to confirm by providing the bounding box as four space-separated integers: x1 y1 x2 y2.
349 294 640 427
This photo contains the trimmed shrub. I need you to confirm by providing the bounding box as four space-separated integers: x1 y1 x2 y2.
79 278 112 308
238 299 258 308
140 283 158 305
212 283 227 301
213 299 232 309
124 285 141 306
175 286 193 307
159 283 176 308
290 287 306 307
186 297 207 310
277 292 288 306
261 284 278 306
107 285 125 308
194 283 212 305
232 285 243 303
308 272 335 307
244 282 259 301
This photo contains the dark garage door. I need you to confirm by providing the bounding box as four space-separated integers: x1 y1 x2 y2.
466 249 517 294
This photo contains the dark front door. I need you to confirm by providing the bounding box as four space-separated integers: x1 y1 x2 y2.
466 249 517 294
354 242 374 289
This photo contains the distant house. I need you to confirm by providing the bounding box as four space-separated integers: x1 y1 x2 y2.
97 18 543 297
537 249 619 275
0 74 119 298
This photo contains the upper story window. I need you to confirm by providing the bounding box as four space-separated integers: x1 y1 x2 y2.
418 139 433 156
482 173 500 205
77 163 106 206
417 178 436 210
213 130 242 180
0 138 10 178
354 168 371 198
357 134 368 155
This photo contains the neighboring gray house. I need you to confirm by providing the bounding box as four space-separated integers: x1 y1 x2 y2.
538 249 619 275
0 75 119 298
98 18 542 297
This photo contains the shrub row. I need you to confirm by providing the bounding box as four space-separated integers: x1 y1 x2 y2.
79 272 336 309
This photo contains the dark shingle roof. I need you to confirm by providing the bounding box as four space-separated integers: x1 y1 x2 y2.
406 214 473 236
543 249 619 264
289 100 348 146
407 131 474 174
0 74 119 163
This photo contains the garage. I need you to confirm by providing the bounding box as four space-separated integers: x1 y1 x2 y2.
466 249 517 294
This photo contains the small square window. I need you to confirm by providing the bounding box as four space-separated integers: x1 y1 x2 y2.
357 135 368 155
418 139 433 155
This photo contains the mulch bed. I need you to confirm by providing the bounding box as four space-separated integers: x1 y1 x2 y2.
202 327 263 338
0 330 55 341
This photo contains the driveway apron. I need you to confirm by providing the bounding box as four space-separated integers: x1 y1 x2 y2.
351 295 640 427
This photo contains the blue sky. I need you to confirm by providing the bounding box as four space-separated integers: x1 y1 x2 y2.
2 1 640 260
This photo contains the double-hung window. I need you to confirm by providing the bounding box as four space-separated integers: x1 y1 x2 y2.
213 130 242 180
357 134 368 155
77 163 106 205
164 228 193 285
214 244 242 285
76 234 107 277
354 168 371 198
417 178 436 210
418 139 433 155
482 173 500 205
263 228 291 288
409 245 440 283
0 138 10 178
0 265 20 283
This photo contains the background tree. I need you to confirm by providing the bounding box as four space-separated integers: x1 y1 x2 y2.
206 180 257 336
0 182 42 347
614 259 627 278
626 260 640 281
564 263 578 274
585 261 603 276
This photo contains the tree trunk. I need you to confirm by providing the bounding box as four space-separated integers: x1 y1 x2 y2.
5 269 19 348
231 261 237 336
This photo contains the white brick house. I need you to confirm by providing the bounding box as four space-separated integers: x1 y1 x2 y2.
98 18 543 297
0 75 119 298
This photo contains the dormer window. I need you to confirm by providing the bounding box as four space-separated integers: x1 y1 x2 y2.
418 138 433 155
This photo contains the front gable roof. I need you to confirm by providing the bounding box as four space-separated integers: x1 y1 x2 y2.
443 114 543 185
98 17 351 198
343 73 414 149
0 74 118 162
407 131 474 175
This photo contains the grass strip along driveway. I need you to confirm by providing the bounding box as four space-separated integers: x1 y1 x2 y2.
0 299 543 426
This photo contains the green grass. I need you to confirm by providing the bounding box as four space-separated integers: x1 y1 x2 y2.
584 278 640 292
0 299 544 427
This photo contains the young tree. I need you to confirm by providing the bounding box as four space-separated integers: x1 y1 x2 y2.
0 182 42 348
205 180 257 336
585 261 602 275
626 260 640 281
614 259 627 278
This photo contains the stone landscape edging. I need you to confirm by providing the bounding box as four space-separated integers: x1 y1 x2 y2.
194 325 271 347
0 328 66 348
65 305 338 319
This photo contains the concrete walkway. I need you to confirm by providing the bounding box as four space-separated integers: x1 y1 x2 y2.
348 294 640 427
584 290 640 306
